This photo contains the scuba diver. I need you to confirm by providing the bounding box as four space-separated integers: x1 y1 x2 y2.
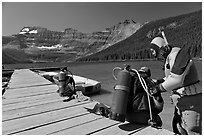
149 29 202 135
53 67 90 102
54 67 76 100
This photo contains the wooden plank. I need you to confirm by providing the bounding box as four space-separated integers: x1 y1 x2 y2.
8 69 52 89
2 91 60 105
4 84 58 98
3 99 92 122
9 82 52 89
3 88 56 100
2 101 96 135
3 69 60 111
3 90 93 113
3 94 62 112
16 113 103 135
51 117 121 135
132 126 168 135
9 69 41 79
3 98 69 121
156 128 175 135
92 122 147 135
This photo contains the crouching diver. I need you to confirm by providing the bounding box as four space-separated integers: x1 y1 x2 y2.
54 67 76 100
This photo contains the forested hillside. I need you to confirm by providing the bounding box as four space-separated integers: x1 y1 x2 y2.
2 49 32 64
78 10 202 61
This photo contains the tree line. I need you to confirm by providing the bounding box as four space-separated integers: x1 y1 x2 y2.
77 10 202 62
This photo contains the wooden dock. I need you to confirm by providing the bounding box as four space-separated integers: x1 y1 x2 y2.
2 69 174 135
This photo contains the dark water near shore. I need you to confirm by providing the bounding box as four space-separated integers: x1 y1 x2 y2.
3 60 202 132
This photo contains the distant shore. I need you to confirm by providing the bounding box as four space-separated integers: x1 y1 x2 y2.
2 58 201 70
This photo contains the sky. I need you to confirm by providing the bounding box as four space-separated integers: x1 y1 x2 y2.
2 1 202 36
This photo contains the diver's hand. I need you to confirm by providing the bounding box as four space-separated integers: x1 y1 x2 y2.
158 27 164 33
150 84 166 96
155 79 165 85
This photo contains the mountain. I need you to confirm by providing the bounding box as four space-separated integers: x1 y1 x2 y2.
2 10 202 64
78 10 202 61
61 20 141 58
2 20 141 64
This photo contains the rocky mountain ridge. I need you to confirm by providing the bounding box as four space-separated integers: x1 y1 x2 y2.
3 19 142 63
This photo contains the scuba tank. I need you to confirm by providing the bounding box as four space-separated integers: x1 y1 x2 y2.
58 67 75 97
110 65 160 126
110 65 133 122
58 70 66 96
